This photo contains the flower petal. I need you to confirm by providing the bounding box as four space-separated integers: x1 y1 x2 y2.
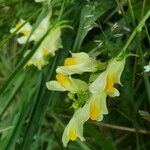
89 71 107 94
89 92 108 121
62 103 89 147
31 13 51 41
107 88 120 97
56 52 99 75
70 78 88 92
46 81 67 91
17 36 28 44
107 58 126 85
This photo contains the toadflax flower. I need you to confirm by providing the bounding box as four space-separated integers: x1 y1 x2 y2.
25 26 62 69
29 12 51 42
10 19 32 44
46 73 88 93
46 52 126 147
104 57 126 97
89 92 108 121
10 13 51 44
88 72 108 121
90 56 126 97
62 103 89 147
56 52 101 75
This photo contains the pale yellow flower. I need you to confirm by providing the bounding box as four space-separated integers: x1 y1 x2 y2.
25 26 62 69
46 73 88 93
37 27 62 57
90 57 126 97
88 57 126 120
10 19 32 44
88 71 108 121
30 12 51 42
56 52 99 75
10 13 51 44
62 103 89 147
104 57 126 97
89 92 108 121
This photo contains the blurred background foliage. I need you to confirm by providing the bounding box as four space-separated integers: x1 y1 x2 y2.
0 0 150 149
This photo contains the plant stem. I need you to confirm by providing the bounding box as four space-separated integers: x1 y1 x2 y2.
122 9 150 52
93 122 150 135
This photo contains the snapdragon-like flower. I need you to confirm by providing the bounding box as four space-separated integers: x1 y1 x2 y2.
10 13 51 44
25 27 62 69
88 56 126 120
62 103 89 147
56 52 100 75
90 57 126 97
10 19 32 44
104 57 126 97
89 72 108 121
89 92 108 121
46 73 88 93
46 52 126 147
30 13 51 42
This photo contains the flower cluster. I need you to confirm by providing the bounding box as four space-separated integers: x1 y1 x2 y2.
46 52 126 147
10 3 63 70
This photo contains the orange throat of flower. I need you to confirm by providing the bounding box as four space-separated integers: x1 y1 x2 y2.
90 102 100 120
105 74 115 93
68 128 77 141
64 57 77 66
42 48 49 56
15 23 21 29
22 30 30 37
56 73 70 87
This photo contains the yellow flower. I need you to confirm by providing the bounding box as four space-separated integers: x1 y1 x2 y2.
24 48 47 70
10 13 51 44
88 56 126 122
90 57 126 97
46 73 88 93
30 12 51 42
89 92 108 121
37 27 62 57
10 19 32 44
42 48 49 56
89 72 108 121
104 57 126 97
25 26 62 69
62 103 89 147
56 52 99 75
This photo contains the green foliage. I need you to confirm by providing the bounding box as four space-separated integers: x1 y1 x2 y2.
0 0 150 150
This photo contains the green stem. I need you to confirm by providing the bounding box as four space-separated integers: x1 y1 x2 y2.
128 0 136 27
122 9 150 52
144 25 150 46
122 7 150 103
